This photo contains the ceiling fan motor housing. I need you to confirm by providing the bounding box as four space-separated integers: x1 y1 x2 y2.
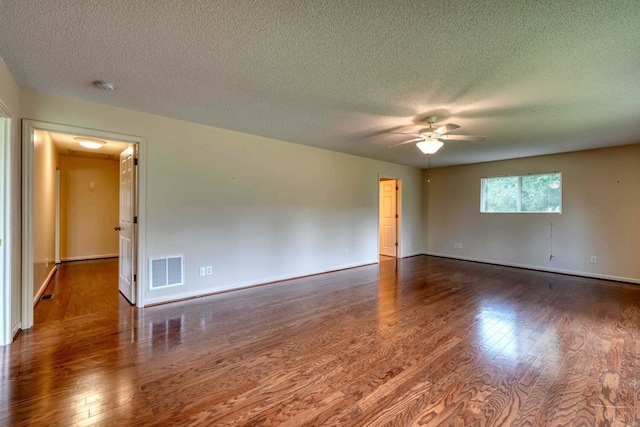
419 129 441 138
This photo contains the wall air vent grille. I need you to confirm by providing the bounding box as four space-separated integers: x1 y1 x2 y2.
150 255 184 289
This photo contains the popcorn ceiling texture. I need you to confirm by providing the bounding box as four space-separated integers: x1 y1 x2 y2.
0 0 639 167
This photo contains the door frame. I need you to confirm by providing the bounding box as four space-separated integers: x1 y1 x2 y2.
378 174 402 259
0 99 14 345
21 120 147 329
54 168 61 264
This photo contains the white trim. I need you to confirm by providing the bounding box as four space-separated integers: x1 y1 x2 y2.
480 172 563 214
55 169 60 264
12 321 21 339
21 120 35 329
61 254 119 262
34 266 57 305
22 120 148 330
144 260 378 305
425 252 640 285
135 140 147 307
0 115 6 345
0 99 13 346
399 251 423 258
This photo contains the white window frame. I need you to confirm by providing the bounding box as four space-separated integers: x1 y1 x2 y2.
481 172 562 214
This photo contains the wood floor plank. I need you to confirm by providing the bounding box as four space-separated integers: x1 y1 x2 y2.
615 331 636 425
635 328 640 426
487 355 548 426
573 307 616 426
4 256 640 426
534 308 594 425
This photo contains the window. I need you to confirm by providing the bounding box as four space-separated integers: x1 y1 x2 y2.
481 172 561 213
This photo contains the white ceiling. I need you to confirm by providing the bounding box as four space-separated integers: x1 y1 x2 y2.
1 1 639 168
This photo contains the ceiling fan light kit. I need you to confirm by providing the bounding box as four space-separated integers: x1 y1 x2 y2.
389 115 486 157
416 139 444 155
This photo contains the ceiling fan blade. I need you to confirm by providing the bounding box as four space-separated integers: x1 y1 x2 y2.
388 131 420 136
431 123 461 135
444 135 487 142
388 137 424 148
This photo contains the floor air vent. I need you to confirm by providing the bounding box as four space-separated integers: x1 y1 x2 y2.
150 255 184 289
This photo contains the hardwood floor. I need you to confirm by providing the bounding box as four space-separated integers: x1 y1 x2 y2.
33 258 129 323
2 256 639 426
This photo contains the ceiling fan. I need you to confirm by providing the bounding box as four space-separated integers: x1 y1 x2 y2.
389 116 486 155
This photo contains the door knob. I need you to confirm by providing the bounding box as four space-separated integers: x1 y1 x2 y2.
114 226 122 231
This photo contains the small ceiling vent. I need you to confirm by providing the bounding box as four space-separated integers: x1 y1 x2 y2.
93 80 115 90
150 255 184 289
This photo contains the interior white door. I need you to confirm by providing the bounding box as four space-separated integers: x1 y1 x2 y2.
118 146 136 304
379 180 397 257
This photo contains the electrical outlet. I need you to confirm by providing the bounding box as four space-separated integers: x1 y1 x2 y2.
199 267 206 277
454 243 462 249
344 249 349 256
590 256 598 264
206 266 213 275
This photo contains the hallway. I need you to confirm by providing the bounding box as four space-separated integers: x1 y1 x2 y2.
34 258 129 323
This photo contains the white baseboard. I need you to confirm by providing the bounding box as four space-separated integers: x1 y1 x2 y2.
34 265 57 305
61 253 118 262
424 252 640 285
144 260 378 306
400 251 424 258
12 321 21 340
1 321 21 346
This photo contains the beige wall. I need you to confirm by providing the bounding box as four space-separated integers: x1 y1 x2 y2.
0 58 19 112
60 155 119 260
20 88 424 305
4 70 638 335
33 130 58 297
0 57 21 341
425 144 640 282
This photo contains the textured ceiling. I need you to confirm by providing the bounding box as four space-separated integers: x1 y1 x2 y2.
1 0 639 168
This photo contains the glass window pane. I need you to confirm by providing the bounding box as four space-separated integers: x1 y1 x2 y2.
548 173 561 212
483 176 518 212
481 173 561 213
521 173 561 212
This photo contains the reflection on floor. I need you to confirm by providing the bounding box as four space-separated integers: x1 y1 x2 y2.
34 258 128 324
7 255 640 425
379 254 396 262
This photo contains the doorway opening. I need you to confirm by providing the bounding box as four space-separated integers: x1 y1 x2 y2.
378 176 401 261
22 121 146 330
